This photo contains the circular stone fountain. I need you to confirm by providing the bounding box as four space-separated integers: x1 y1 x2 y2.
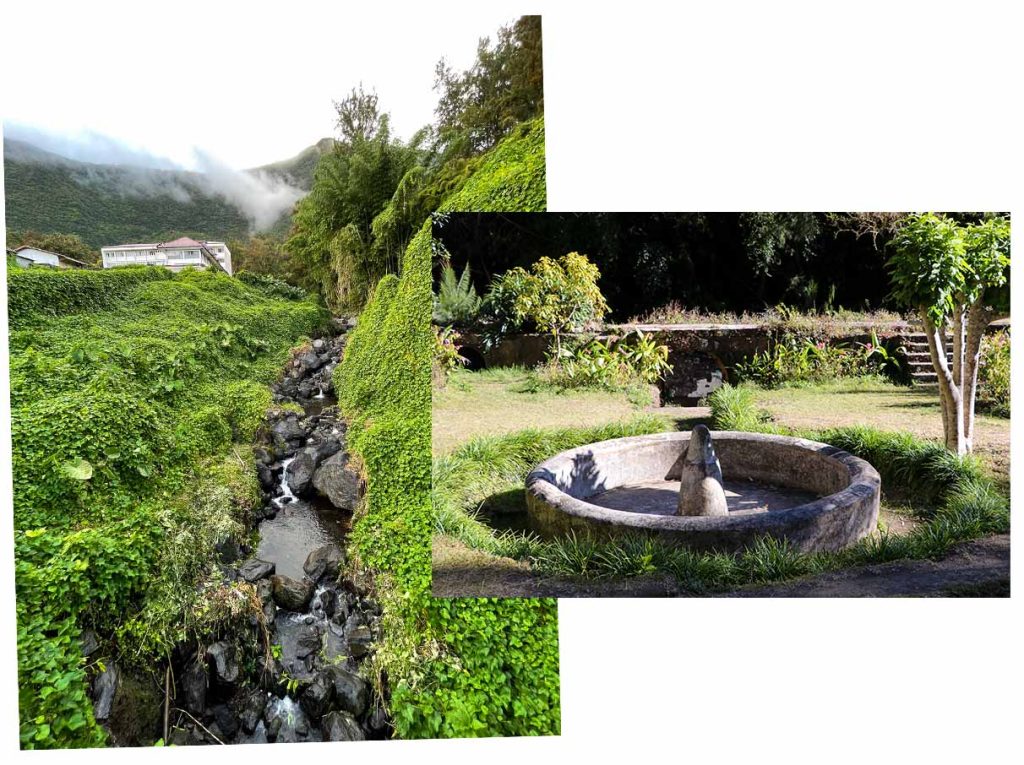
525 428 880 553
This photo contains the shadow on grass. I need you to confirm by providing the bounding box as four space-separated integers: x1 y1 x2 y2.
478 487 532 533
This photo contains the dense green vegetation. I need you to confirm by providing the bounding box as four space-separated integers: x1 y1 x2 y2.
286 17 544 312
334 107 557 737
9 266 327 748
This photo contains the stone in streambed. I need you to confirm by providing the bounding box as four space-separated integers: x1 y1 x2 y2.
237 689 269 734
206 641 241 686
303 544 345 582
286 447 319 497
312 451 360 510
321 710 365 742
325 665 369 717
299 673 334 718
239 558 275 583
271 574 315 611
92 663 119 721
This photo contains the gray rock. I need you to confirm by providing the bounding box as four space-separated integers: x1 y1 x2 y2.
295 624 322 660
239 558 275 583
237 689 268 734
92 663 119 721
253 447 273 465
313 338 326 351
206 641 240 686
312 452 360 510
367 706 390 736
286 448 318 497
321 711 365 741
347 625 373 659
298 351 323 371
182 660 207 715
256 463 274 491
80 630 99 657
271 416 305 444
303 544 345 582
299 674 334 719
326 666 368 717
271 574 315 612
210 703 239 739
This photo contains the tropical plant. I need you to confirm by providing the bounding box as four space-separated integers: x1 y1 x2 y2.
432 264 482 325
552 331 671 390
888 213 1010 453
433 325 467 384
502 252 609 357
976 330 1010 418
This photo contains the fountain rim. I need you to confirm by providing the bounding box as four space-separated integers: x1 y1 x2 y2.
525 429 881 534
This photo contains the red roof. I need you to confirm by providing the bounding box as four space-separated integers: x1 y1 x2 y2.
157 237 203 249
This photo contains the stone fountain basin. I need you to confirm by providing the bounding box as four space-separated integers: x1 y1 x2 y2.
525 431 880 553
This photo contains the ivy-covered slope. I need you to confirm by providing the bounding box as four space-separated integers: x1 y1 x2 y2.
333 119 559 738
7 266 327 747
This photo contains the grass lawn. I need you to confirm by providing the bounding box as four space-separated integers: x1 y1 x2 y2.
748 378 1010 489
432 366 648 455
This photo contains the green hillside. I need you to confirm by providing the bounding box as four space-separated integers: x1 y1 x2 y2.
2 137 331 248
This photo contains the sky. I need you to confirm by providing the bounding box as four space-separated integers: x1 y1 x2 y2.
0 2 524 170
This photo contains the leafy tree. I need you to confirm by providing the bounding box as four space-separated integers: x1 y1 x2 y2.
432 15 544 159
503 252 609 357
7 230 99 265
889 213 1010 454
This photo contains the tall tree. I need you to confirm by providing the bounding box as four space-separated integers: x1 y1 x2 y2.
889 213 1010 454
433 15 544 158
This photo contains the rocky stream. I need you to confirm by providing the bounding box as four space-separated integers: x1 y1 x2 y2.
89 320 390 745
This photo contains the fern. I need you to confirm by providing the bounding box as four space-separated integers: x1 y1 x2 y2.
432 263 482 325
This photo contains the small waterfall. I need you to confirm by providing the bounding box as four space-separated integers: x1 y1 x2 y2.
274 457 297 508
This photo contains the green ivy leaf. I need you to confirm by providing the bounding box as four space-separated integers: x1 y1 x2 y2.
62 459 93 481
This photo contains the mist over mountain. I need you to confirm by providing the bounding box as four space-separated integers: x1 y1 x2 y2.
3 130 334 247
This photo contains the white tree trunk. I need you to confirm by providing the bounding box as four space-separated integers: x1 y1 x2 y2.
922 310 966 455
962 301 994 453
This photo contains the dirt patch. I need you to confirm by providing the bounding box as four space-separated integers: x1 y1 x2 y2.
729 535 1010 597
431 536 679 598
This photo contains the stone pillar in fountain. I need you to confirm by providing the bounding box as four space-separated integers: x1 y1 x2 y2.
676 425 729 517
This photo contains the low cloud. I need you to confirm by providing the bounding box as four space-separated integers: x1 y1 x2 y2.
4 123 305 231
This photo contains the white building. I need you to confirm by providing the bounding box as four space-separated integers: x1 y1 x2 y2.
100 237 233 275
12 246 91 269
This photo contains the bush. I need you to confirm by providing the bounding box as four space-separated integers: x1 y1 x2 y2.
432 325 466 385
977 330 1010 417
432 263 482 325
733 334 897 388
548 330 671 390
708 384 774 432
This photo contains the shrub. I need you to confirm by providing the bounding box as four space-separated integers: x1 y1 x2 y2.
498 252 609 356
549 330 671 390
708 384 774 432
977 330 1010 417
734 334 896 387
432 325 467 385
432 263 482 325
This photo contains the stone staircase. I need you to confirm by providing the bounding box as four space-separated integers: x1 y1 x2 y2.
903 333 953 385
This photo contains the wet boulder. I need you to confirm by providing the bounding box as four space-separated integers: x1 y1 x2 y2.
312 452 360 510
206 641 241 686
321 710 365 742
299 673 334 719
92 663 119 722
298 350 324 371
271 574 315 612
239 558 275 583
326 666 369 718
286 448 319 497
80 630 100 657
303 544 345 583
295 623 322 660
210 703 240 739
347 625 373 659
182 660 207 715
236 689 269 734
